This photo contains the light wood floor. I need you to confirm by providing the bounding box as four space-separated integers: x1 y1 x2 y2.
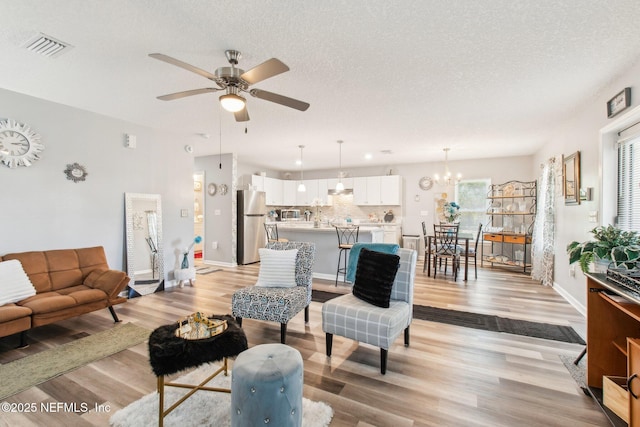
0 259 609 426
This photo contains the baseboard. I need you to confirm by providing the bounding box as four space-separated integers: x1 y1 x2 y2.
552 280 586 317
201 260 236 268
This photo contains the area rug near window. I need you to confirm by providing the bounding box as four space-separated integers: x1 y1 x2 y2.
110 363 333 427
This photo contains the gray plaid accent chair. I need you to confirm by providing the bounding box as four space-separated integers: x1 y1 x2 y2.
232 242 315 344
322 248 417 374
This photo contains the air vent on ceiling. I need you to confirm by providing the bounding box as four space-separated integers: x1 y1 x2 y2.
23 33 73 58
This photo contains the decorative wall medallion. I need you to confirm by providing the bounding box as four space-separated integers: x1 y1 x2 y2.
63 162 88 183
0 119 44 168
219 184 228 195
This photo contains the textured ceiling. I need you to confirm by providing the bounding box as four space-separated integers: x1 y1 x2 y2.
2 0 640 172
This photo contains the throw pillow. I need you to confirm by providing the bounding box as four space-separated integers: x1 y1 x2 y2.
352 248 401 308
255 248 299 287
0 259 37 305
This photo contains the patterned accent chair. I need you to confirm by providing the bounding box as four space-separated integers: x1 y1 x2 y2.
232 242 315 344
322 248 417 374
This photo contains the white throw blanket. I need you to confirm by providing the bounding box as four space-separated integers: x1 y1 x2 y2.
0 259 36 305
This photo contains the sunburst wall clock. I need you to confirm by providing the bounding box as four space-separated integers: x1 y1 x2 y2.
0 119 44 168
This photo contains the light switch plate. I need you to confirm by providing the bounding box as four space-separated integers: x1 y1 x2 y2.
181 209 188 217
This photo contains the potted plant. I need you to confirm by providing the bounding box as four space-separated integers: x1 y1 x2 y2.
567 225 640 273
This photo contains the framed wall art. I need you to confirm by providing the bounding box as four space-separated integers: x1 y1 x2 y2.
607 87 631 118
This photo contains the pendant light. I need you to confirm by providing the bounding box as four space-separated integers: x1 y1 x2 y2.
297 145 306 192
335 140 345 193
434 147 461 186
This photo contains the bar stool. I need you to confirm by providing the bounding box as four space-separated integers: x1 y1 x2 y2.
264 223 288 243
334 225 359 286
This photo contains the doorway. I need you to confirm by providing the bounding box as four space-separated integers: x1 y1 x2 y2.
194 171 205 260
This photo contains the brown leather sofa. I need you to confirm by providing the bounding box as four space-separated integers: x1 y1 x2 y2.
0 246 129 346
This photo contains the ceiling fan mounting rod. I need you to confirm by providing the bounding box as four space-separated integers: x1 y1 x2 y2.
225 50 241 65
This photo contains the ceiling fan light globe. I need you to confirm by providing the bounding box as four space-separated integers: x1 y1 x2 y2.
219 94 246 112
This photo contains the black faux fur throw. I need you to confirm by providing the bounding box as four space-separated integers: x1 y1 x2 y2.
148 314 248 376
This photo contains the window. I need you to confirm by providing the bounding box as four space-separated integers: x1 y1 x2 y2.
617 132 640 231
455 179 490 235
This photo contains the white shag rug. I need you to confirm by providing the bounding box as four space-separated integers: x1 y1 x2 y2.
110 363 333 427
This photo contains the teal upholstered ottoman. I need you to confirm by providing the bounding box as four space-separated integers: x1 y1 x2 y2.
231 343 303 427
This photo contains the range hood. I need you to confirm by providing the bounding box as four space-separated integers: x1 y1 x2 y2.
327 188 353 195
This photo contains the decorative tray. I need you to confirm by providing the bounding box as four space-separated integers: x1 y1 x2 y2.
606 268 640 294
175 312 227 340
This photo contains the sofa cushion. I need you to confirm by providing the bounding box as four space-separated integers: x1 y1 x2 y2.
66 289 107 305
0 259 37 305
0 304 32 323
19 294 78 314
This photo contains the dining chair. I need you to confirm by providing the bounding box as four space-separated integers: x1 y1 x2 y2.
463 223 483 279
421 221 432 273
432 223 460 280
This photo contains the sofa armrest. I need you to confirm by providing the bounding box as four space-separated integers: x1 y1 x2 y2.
84 269 129 300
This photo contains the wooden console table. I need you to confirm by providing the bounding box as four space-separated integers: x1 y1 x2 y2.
586 273 640 426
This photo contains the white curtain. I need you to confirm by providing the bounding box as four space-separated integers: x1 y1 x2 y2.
531 159 555 286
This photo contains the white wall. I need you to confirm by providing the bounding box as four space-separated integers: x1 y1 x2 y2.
0 88 195 286
194 153 237 265
534 56 640 313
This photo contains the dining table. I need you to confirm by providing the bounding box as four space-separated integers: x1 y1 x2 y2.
425 233 474 281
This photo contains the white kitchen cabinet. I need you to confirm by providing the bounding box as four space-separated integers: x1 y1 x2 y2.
382 224 402 244
296 179 319 206
353 175 402 205
282 180 297 206
264 177 282 205
251 175 265 191
353 177 369 205
379 175 402 205
316 179 332 206
366 176 381 204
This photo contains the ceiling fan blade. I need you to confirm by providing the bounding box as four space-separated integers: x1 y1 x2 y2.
249 89 310 111
241 58 289 85
149 53 218 81
157 88 219 101
234 107 250 122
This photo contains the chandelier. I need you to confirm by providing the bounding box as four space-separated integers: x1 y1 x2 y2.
434 148 461 186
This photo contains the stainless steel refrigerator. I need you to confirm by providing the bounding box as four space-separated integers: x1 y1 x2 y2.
237 190 267 265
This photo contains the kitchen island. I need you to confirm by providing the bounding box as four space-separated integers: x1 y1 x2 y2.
272 222 384 282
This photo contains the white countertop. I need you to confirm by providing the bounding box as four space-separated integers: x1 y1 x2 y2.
272 222 383 232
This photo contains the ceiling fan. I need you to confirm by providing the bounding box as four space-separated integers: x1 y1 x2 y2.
149 50 310 122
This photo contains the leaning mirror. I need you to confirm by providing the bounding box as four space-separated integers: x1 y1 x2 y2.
563 151 580 205
125 193 164 297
